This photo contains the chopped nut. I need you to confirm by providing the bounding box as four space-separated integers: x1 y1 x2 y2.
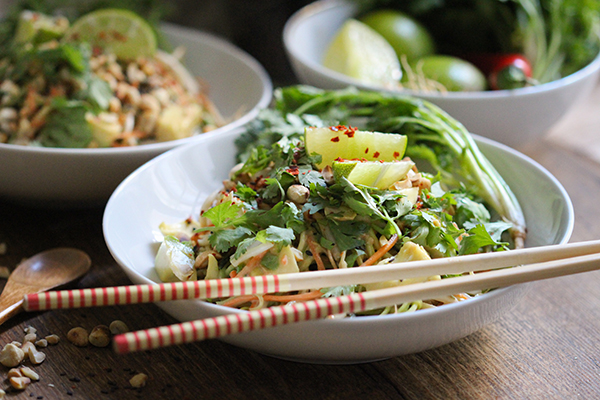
9 376 31 390
23 332 37 343
45 334 60 345
89 325 111 347
0 242 6 255
67 327 89 347
0 343 25 367
20 366 40 381
286 184 310 204
27 346 45 365
7 368 22 378
0 266 9 279
21 341 35 354
0 388 5 398
129 373 148 388
35 339 48 348
10 341 22 347
109 320 129 335
24 326 37 335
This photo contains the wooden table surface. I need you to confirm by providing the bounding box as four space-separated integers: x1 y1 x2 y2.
2 84 600 399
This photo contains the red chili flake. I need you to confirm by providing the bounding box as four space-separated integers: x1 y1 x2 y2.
98 31 107 40
286 166 300 176
343 126 357 138
331 136 340 142
112 30 128 42
373 152 380 158
364 148 369 154
393 152 400 158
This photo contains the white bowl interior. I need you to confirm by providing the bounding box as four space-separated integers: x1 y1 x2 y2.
0 23 272 206
103 128 573 363
283 0 600 147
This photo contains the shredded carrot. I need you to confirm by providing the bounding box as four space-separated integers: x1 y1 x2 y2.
236 249 269 278
229 270 237 278
263 290 323 303
359 234 399 267
307 234 326 270
221 294 257 308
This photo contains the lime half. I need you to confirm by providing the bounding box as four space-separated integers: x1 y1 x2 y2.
323 19 401 87
64 9 156 60
332 159 414 189
305 126 408 169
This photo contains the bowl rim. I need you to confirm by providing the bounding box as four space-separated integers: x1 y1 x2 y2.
103 130 574 328
0 22 273 155
283 0 600 99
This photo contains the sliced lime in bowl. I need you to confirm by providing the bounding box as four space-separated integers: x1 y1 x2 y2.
63 8 157 60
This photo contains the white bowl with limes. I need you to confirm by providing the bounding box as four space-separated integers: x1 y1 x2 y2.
283 0 600 148
0 12 272 207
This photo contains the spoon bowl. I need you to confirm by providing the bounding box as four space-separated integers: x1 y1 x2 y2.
0 248 91 325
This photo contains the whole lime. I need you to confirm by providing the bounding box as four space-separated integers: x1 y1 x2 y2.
359 9 435 62
410 55 486 92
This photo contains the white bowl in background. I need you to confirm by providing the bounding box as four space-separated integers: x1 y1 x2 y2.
283 0 600 148
0 22 272 207
103 127 573 364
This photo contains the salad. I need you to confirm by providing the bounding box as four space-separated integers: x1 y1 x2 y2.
326 0 600 91
154 86 526 316
0 8 222 148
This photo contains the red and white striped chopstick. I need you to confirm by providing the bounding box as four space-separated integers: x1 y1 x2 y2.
22 239 600 312
112 251 600 354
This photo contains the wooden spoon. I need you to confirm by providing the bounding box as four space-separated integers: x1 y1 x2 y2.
0 248 91 325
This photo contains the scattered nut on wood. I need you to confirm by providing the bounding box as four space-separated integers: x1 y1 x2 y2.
129 373 148 388
20 366 39 381
7 368 22 378
109 320 129 335
0 242 6 255
24 326 36 335
0 343 25 367
23 332 37 343
27 346 46 365
9 376 30 390
0 388 5 398
35 339 48 348
67 327 89 347
0 266 10 279
45 334 60 345
21 341 35 354
89 325 111 347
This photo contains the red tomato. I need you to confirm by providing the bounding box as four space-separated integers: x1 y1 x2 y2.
460 53 533 90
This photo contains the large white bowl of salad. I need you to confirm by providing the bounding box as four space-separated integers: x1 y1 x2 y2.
283 0 600 148
0 6 272 206
104 86 573 363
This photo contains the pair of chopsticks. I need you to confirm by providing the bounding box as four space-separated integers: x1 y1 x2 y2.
22 240 600 354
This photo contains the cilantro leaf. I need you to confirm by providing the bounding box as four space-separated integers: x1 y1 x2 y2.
38 98 92 148
208 226 253 253
200 201 243 229
255 226 295 247
459 224 508 255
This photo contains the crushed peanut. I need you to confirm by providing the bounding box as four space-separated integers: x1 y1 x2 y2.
45 334 60 345
27 346 46 365
23 332 37 343
89 325 111 347
129 373 148 388
9 376 30 390
20 366 39 381
0 242 6 255
0 266 10 279
7 368 22 378
0 343 25 367
67 327 89 347
109 320 129 335
35 338 48 348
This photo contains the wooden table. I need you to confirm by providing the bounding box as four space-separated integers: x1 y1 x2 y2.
2 85 600 400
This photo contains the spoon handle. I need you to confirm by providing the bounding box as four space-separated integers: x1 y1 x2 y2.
0 280 38 326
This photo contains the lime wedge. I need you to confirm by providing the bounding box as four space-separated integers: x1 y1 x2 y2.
305 126 408 169
63 8 156 60
323 19 401 87
332 159 414 189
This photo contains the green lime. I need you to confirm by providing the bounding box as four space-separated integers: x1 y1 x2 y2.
410 55 486 92
332 159 414 189
323 19 401 87
360 9 435 62
63 8 156 60
305 126 408 169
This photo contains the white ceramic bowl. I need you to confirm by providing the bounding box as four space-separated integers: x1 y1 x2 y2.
103 127 573 364
0 23 272 207
283 0 600 148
